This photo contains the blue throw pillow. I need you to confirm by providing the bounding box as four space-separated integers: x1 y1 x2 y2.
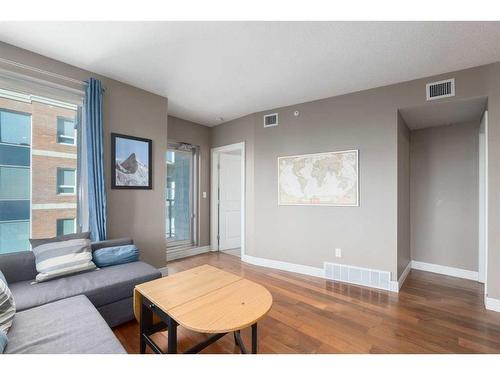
92 244 139 268
0 331 7 354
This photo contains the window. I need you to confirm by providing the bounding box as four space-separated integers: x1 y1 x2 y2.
0 167 30 200
0 109 31 254
57 168 76 195
0 221 30 254
57 218 75 236
57 117 76 145
166 142 199 248
0 109 31 145
0 88 81 254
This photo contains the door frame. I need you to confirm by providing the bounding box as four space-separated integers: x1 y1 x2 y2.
166 141 200 250
210 142 245 258
479 111 489 293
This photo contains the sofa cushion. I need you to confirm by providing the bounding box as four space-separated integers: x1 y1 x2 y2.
29 231 90 248
91 237 133 252
5 295 125 354
0 275 15 335
9 261 161 312
32 238 96 283
93 244 139 267
0 251 37 284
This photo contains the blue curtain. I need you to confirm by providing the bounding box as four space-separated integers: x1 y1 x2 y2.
85 78 107 241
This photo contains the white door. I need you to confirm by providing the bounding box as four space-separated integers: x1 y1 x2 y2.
219 153 242 250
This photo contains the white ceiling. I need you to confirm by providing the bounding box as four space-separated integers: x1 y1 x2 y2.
0 22 500 126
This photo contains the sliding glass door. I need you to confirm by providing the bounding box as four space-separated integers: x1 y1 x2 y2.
166 142 198 248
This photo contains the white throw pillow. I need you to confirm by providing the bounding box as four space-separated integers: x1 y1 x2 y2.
32 238 96 283
0 273 16 339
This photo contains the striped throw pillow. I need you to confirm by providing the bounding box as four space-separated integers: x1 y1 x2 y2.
32 238 96 283
0 273 16 351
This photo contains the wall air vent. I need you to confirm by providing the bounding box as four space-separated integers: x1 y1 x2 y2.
263 113 278 128
426 78 455 101
324 261 393 291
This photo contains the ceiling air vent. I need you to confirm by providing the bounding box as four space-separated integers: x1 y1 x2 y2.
426 78 455 101
263 113 278 128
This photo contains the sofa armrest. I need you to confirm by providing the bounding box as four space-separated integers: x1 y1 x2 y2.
91 237 134 252
0 251 37 283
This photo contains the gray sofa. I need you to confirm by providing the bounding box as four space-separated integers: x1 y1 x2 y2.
0 238 162 354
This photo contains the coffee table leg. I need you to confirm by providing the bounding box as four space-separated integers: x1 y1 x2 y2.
233 326 257 354
140 299 152 354
167 316 178 354
251 323 257 354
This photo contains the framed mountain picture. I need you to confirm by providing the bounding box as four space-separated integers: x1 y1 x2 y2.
111 133 152 189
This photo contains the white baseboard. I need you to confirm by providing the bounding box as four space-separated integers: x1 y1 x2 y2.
166 245 211 261
241 254 324 278
389 281 399 292
242 254 400 293
397 261 412 290
411 260 478 281
485 296 500 312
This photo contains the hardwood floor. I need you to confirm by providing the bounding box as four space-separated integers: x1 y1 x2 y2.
113 252 500 353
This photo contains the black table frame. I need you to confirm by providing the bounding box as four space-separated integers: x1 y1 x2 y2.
139 296 258 354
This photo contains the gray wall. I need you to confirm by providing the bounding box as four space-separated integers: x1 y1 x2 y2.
397 113 411 278
167 116 211 247
0 41 168 268
212 63 500 291
250 94 398 275
410 122 479 271
215 90 399 276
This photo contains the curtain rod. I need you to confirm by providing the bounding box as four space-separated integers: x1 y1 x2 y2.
0 56 87 87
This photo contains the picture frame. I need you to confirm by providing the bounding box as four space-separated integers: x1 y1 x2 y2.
277 149 359 206
111 133 153 189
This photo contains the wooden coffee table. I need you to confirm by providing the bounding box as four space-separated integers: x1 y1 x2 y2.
134 264 273 354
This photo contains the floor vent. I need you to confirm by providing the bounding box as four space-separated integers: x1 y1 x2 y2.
426 78 455 101
324 262 392 291
263 113 278 128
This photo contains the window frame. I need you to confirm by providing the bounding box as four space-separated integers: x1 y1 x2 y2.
56 116 76 146
56 217 76 236
56 167 77 195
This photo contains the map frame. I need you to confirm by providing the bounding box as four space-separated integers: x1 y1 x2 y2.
277 149 359 207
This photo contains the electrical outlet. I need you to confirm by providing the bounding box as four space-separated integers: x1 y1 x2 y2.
335 248 342 258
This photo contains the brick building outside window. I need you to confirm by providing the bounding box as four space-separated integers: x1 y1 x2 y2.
0 89 78 254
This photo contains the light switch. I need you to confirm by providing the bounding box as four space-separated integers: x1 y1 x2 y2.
202 191 207 198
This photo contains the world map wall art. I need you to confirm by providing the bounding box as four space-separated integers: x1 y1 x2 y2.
278 149 359 206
